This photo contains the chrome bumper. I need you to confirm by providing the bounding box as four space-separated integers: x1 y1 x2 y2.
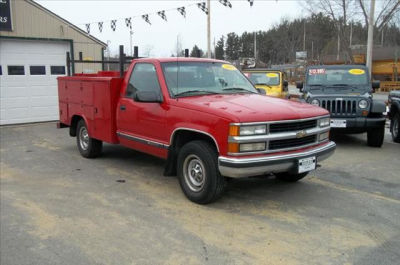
218 141 336 178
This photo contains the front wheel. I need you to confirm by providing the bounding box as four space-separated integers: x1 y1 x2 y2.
367 125 385 147
76 120 103 158
390 112 400 143
177 140 226 204
275 172 309 182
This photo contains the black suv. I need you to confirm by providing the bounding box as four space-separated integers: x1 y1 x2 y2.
297 65 386 147
388 90 400 143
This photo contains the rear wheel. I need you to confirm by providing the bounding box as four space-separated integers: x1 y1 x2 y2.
367 125 385 147
275 172 309 182
177 140 225 204
390 112 400 143
76 120 102 158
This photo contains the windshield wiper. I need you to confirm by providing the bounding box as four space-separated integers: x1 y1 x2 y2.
309 84 324 90
329 84 359 90
174 90 220 97
222 87 257 94
255 83 272 88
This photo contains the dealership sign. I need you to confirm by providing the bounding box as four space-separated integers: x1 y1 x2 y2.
0 0 12 31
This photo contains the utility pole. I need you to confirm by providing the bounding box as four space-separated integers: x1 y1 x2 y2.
311 41 314 61
129 30 133 56
349 22 353 47
366 0 375 77
303 20 306 51
254 31 257 61
337 31 340 61
207 0 211 58
106 40 111 71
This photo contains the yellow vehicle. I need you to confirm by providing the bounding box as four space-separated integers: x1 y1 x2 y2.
243 69 289 98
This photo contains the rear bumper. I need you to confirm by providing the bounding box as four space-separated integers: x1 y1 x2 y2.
218 141 336 178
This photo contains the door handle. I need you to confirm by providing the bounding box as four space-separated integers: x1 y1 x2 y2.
120 105 126 111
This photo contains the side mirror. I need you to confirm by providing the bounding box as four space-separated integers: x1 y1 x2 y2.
372 81 380 92
283 80 289 87
134 91 163 103
296 81 303 92
256 88 266 95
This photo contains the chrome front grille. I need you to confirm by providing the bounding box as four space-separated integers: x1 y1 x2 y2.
269 120 317 133
321 99 357 116
269 135 317 150
228 116 330 156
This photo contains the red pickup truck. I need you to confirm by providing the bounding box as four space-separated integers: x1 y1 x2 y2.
58 58 336 204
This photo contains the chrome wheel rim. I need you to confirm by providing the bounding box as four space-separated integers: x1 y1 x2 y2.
79 126 89 150
183 154 206 192
394 117 399 138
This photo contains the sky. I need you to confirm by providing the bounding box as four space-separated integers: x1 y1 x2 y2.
36 0 304 57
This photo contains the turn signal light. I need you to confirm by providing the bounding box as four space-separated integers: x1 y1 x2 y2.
362 110 369 116
229 125 240 136
228 142 239 153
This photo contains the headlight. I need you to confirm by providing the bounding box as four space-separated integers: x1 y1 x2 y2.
319 117 330 127
239 125 267 135
311 99 320 106
359 99 368 109
239 142 266 152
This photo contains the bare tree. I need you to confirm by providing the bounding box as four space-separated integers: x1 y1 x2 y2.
304 0 400 62
303 0 357 62
358 0 400 31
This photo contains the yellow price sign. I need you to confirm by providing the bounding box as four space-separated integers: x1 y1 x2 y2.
348 69 365 75
222 64 236 71
266 73 278 78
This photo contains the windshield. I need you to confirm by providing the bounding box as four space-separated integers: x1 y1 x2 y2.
245 72 280 86
307 68 369 87
161 62 257 97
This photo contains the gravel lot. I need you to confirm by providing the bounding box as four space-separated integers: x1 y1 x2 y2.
1 122 399 265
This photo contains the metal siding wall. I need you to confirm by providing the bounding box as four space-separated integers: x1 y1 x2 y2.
2 0 104 73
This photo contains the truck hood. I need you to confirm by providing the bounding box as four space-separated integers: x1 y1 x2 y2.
173 94 328 123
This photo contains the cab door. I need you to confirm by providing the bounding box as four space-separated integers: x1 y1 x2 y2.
116 62 168 158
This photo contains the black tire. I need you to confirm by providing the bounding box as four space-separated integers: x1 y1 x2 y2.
275 172 309 182
76 119 102 158
177 140 226 204
367 125 385 147
390 112 400 143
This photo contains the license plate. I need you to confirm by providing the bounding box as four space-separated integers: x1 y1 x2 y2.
330 119 346 128
298 156 316 173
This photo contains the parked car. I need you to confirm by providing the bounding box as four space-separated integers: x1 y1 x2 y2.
242 68 289 98
297 65 386 147
58 58 336 204
388 90 400 143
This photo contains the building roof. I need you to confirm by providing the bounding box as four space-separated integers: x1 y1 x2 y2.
29 0 106 47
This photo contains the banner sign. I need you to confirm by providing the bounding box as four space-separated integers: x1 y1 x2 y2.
0 0 12 31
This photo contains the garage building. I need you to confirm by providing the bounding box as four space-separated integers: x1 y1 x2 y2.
0 0 106 125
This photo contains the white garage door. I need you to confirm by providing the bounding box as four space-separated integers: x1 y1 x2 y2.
0 39 70 125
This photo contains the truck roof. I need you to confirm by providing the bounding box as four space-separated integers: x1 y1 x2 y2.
133 57 228 64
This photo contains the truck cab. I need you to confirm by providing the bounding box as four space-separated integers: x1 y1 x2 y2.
58 58 336 204
297 65 386 147
242 68 289 98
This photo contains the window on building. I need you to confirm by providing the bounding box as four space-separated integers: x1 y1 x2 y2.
8 66 25 75
30 66 46 75
50 66 66 75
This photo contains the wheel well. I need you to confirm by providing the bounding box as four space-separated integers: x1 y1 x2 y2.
69 115 83 137
389 104 399 119
163 130 219 176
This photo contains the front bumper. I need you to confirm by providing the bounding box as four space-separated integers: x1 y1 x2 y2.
218 141 336 178
331 117 386 129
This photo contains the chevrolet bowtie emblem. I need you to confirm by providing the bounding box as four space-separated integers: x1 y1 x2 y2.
296 130 307 138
